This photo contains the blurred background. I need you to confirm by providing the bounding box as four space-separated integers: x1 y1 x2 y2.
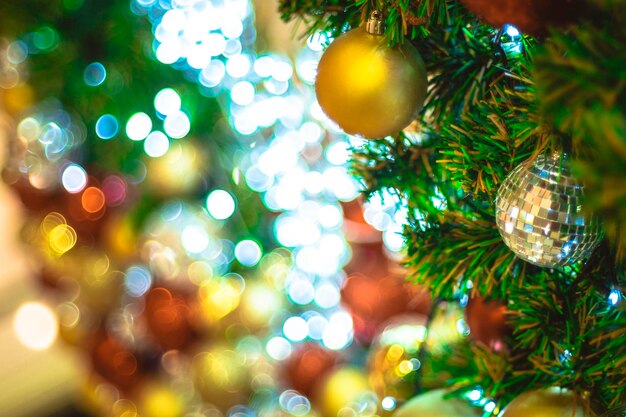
0 1 479 416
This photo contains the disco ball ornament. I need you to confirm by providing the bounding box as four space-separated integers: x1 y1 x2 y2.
393 389 479 417
315 11 427 139
500 388 588 417
495 153 603 268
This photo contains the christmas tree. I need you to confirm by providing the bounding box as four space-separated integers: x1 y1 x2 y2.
279 0 626 416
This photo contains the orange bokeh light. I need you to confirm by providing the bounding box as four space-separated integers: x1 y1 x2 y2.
81 187 106 213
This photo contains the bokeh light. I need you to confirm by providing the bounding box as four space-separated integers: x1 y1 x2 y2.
266 336 291 361
81 186 106 213
144 131 170 157
283 316 308 342
95 114 119 139
61 163 88 193
154 88 181 116
13 302 58 350
126 112 152 141
206 189 236 220
125 265 152 297
234 239 262 267
84 62 107 86
163 111 190 139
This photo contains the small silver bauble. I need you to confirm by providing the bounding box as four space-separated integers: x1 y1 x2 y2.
495 153 603 268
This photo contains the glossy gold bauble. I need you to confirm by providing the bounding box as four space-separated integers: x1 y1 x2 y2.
501 388 589 417
315 27 427 139
393 389 478 417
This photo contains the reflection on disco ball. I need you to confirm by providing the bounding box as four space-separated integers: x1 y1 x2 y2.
495 153 603 268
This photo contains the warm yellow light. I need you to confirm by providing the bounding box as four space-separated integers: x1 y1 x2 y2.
138 383 184 417
13 302 58 350
198 278 242 322
48 223 77 255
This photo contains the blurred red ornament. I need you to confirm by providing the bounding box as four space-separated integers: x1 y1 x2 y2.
343 240 389 281
340 198 431 345
459 0 582 36
341 199 382 244
282 342 339 399
465 296 511 351
144 287 195 351
91 331 142 391
341 273 431 345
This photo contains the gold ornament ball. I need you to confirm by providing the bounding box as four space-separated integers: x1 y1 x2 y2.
393 389 479 417
501 388 590 417
146 141 204 196
315 24 427 139
367 315 428 405
315 367 372 417
137 382 185 417
193 345 251 410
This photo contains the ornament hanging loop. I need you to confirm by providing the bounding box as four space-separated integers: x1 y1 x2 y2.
366 10 384 35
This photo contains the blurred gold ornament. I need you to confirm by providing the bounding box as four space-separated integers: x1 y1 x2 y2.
193 345 252 410
315 367 372 417
425 301 467 355
79 376 121 417
419 302 472 390
146 141 205 196
368 315 428 405
197 276 245 327
57 301 96 346
315 12 427 139
3 83 35 114
501 388 590 417
137 382 185 417
393 389 478 417
103 214 138 264
236 279 284 332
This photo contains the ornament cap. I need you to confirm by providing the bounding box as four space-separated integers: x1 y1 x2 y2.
365 11 384 35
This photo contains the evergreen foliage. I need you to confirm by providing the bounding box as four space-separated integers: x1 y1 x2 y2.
280 0 626 412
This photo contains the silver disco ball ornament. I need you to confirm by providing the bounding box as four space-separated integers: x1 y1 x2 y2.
495 153 603 268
